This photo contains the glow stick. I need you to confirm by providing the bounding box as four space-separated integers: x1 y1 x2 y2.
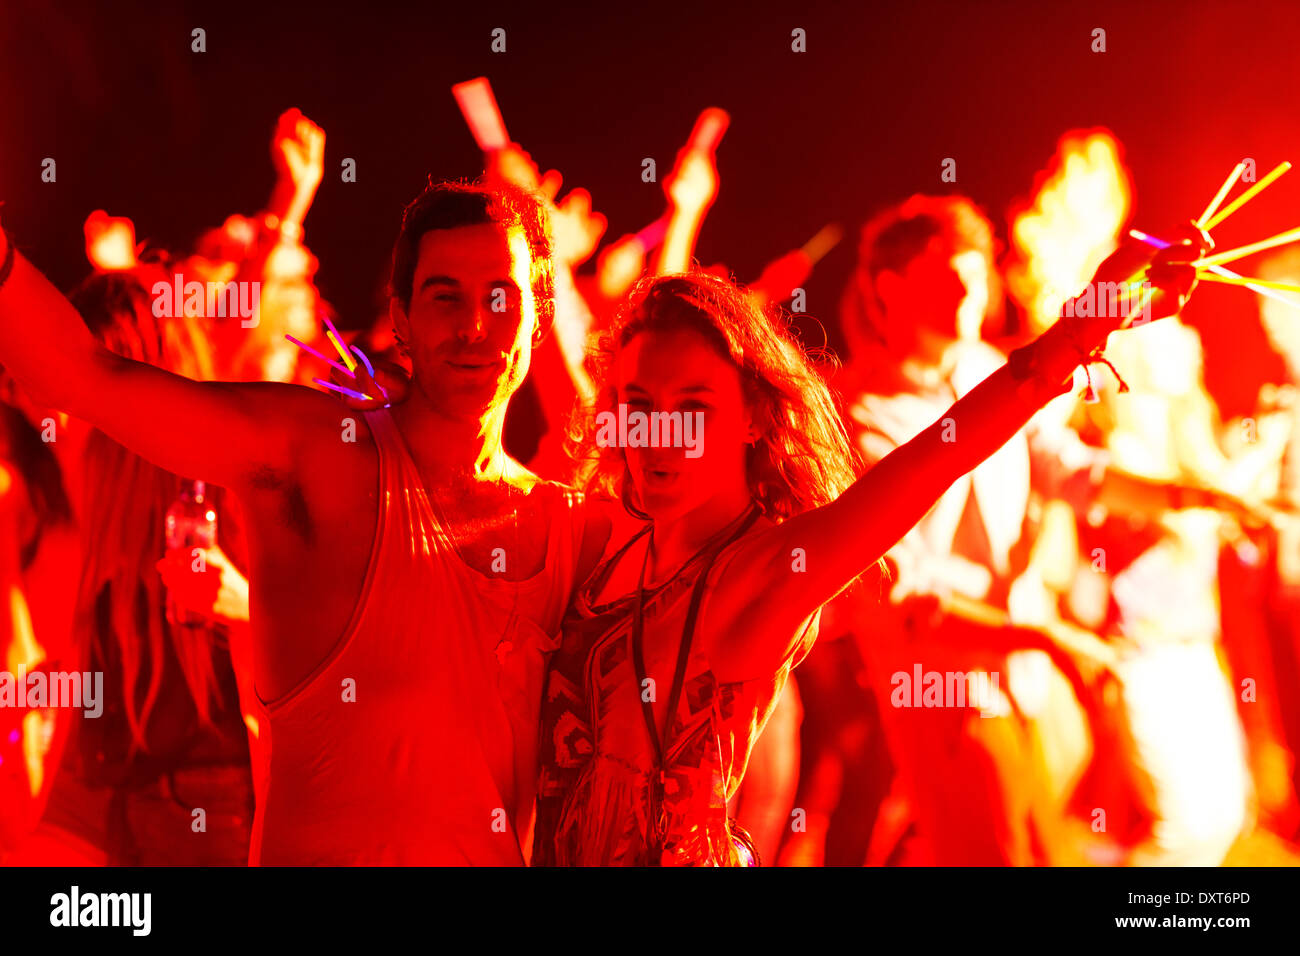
1130 228 1300 310
687 108 730 154
1195 162 1245 228
285 333 352 377
1128 229 1172 249
322 316 358 373
350 345 376 378
1202 161 1292 231
634 215 670 251
1195 272 1300 294
1123 284 1157 328
801 223 843 264
313 378 374 402
452 77 510 152
1194 225 1300 268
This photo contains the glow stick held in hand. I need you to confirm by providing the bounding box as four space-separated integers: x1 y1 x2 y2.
285 333 352 377
322 316 358 374
1195 224 1300 269
1130 228 1300 310
1195 162 1246 229
350 345 376 378
1195 272 1300 294
313 378 374 403
1201 161 1292 231
1122 284 1157 329
452 77 510 152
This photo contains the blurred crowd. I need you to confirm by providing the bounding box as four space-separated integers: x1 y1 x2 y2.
1 106 1298 866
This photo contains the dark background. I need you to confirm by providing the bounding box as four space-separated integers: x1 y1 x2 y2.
2 0 1298 415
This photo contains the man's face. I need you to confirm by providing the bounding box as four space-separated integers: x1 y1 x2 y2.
392 222 540 419
877 238 989 344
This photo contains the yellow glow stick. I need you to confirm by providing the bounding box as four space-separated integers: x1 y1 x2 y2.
322 316 358 373
1194 225 1300 268
1122 284 1156 328
1202 161 1292 231
1195 161 1246 228
326 331 358 373
1194 272 1300 294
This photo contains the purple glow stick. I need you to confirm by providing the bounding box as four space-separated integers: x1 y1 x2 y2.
312 377 375 402
635 215 670 251
349 344 390 402
285 334 352 377
350 344 376 377
1127 229 1172 250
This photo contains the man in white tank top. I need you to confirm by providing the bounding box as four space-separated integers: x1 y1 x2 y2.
0 180 609 864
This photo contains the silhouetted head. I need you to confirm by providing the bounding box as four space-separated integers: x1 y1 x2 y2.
844 195 999 358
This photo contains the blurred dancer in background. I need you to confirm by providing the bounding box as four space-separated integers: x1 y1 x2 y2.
17 263 254 865
0 374 77 857
1078 269 1289 863
831 195 1111 865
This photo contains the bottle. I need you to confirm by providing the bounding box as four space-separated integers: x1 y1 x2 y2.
164 479 218 628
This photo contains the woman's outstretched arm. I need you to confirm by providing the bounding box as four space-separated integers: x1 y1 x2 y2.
707 239 1201 681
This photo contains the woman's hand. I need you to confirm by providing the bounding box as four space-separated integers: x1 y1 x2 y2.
1088 223 1207 330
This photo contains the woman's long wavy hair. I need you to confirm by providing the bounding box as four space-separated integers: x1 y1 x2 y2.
68 264 221 754
569 272 861 523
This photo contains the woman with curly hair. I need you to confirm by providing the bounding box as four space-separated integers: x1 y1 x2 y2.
534 240 1200 866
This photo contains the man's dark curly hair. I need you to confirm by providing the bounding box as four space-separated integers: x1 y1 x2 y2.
387 179 555 335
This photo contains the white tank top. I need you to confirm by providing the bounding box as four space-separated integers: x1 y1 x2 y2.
249 409 586 864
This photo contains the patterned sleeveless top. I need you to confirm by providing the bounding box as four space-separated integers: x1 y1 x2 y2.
533 509 818 866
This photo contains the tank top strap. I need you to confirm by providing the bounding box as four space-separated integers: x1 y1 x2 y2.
361 406 399 450
361 408 412 499
536 484 588 624
582 522 653 608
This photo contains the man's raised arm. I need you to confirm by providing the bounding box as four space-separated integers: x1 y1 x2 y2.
0 227 317 488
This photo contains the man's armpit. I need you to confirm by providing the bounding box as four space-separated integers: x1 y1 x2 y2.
243 464 316 545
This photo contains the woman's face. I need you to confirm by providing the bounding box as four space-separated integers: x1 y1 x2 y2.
613 325 753 521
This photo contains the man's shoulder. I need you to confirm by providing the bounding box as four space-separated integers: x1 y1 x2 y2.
526 480 616 580
247 395 379 505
